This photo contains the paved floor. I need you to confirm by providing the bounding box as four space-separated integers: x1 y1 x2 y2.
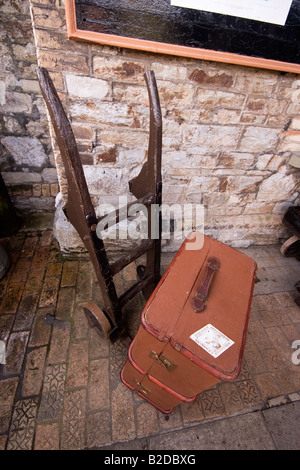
0 228 300 450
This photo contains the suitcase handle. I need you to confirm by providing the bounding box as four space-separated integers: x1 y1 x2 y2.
191 257 220 312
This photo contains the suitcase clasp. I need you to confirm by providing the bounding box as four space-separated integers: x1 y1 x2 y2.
149 351 177 372
135 380 151 396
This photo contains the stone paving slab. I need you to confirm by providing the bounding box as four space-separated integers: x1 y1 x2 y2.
149 411 276 450
0 229 300 450
262 400 300 450
99 399 300 450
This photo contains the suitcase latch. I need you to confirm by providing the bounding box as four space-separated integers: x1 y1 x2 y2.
149 351 177 372
135 380 151 396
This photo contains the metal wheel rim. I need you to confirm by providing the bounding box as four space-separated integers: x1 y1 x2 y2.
280 235 300 257
83 302 112 338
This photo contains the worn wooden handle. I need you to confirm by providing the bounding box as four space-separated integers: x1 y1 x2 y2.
191 257 220 313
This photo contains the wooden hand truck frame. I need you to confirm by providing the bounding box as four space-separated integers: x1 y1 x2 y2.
37 66 162 344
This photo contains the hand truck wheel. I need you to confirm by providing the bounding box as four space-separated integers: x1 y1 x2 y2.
137 264 146 279
83 302 112 338
280 235 300 257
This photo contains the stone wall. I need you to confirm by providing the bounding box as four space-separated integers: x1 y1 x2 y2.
0 0 58 215
2 0 300 251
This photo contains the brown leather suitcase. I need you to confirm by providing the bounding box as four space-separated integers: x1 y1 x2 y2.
121 233 257 413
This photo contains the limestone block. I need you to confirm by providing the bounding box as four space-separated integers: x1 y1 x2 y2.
2 116 23 134
187 176 219 194
218 152 255 169
243 202 275 214
291 118 300 130
83 166 130 196
93 56 145 81
189 68 234 88
219 175 263 194
53 194 84 253
118 149 146 167
2 172 42 184
37 50 89 74
235 72 277 94
256 154 286 171
1 137 47 167
195 90 245 109
99 129 148 149
151 62 187 81
212 109 241 124
31 6 64 30
156 80 194 108
182 124 240 152
0 92 32 113
240 127 279 152
113 84 148 104
18 79 41 94
256 171 296 202
66 74 109 100
41 168 58 183
163 151 188 168
69 100 136 126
